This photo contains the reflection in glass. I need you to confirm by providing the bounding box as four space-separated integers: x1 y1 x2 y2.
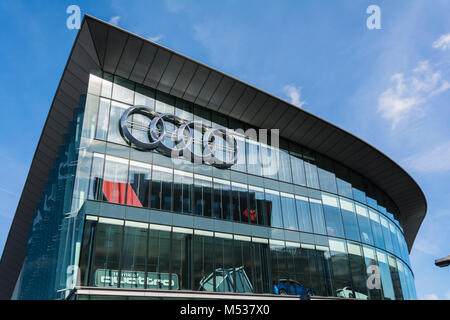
329 239 353 298
322 193 345 238
249 186 266 226
309 198 327 235
265 190 283 228
340 198 360 242
376 251 395 300
355 204 374 245
193 176 212 217
128 161 151 208
295 195 313 233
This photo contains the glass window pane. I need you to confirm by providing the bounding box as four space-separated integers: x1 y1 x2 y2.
193 233 214 291
329 239 353 298
362 246 383 300
340 198 360 241
304 161 320 189
232 183 248 223
128 161 151 208
369 210 385 250
171 231 193 290
309 198 327 235
92 221 124 288
107 100 129 145
322 193 345 238
376 250 395 300
120 224 148 289
213 180 232 220
252 241 271 293
147 228 172 290
355 204 374 245
290 153 306 186
173 171 193 214
347 242 369 299
278 149 292 183
380 216 394 253
270 240 288 294
266 190 283 228
95 98 110 140
249 186 267 226
102 156 129 205
112 76 134 104
233 238 254 293
280 193 298 230
295 196 313 233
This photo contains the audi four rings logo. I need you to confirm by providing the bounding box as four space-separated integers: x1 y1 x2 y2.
119 105 238 169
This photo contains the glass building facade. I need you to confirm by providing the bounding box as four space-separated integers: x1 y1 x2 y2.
12 71 417 300
1 17 424 300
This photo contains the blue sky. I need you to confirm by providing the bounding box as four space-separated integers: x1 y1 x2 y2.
0 0 449 300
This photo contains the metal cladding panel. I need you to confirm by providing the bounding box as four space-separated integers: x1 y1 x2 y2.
309 126 336 152
86 18 108 67
282 112 309 138
195 71 222 106
289 116 316 141
157 54 185 93
144 49 172 89
252 97 278 128
182 66 209 103
262 102 290 129
208 77 234 111
239 92 268 123
129 42 158 84
103 28 128 74
170 60 197 98
115 37 143 79
218 82 246 114
229 86 257 119
300 120 327 146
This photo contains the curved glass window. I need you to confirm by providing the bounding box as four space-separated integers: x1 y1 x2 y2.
340 198 360 242
355 204 373 245
376 250 395 300
362 246 383 300
380 216 394 253
369 210 385 250
322 193 345 238
347 242 369 299
329 239 353 298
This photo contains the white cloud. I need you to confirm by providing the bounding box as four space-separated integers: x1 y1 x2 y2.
377 60 450 129
402 141 450 173
423 293 439 300
282 84 306 108
433 33 450 51
109 16 121 26
148 35 163 43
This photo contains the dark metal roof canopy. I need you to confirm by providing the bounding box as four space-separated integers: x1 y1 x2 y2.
0 15 427 299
